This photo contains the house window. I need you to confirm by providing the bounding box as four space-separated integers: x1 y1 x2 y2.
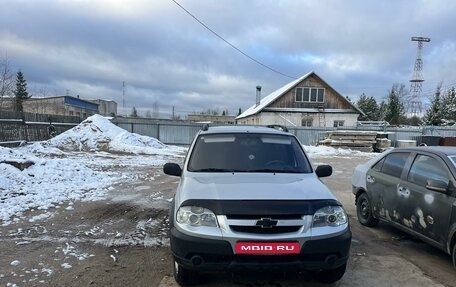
296 88 303 101
295 87 325 103
334 120 344 127
69 111 74 116
301 118 313 127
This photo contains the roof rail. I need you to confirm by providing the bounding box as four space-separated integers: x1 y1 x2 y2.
266 125 289 132
202 123 209 131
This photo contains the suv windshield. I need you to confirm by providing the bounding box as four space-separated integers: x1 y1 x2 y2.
188 133 312 173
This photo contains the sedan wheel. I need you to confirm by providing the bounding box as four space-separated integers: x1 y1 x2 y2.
356 193 379 227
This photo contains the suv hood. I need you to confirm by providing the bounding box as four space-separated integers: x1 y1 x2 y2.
177 172 336 203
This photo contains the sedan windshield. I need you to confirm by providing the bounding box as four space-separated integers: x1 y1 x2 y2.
187 133 312 173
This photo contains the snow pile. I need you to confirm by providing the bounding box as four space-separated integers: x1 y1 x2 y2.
46 114 167 154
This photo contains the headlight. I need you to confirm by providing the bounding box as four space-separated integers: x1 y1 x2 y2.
176 206 218 227
312 206 347 227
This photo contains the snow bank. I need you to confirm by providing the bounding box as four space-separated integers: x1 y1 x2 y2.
47 114 167 154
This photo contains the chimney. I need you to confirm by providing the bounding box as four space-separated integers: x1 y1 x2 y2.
255 85 262 107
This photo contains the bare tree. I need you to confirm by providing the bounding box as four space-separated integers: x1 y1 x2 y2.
0 56 14 109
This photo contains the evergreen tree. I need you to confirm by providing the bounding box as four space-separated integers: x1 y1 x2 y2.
378 100 388 121
424 84 443 125
238 107 242 116
440 87 456 125
356 93 380 121
13 70 30 112
130 106 138 117
384 84 406 125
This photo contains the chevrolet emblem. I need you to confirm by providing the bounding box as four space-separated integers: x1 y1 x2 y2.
256 218 278 228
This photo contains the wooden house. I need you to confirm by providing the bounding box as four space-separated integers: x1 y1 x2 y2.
236 71 363 127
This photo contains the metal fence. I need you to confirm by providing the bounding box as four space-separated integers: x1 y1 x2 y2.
113 118 203 145
113 120 456 147
111 118 333 146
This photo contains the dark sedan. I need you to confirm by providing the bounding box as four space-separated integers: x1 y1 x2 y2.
352 146 456 267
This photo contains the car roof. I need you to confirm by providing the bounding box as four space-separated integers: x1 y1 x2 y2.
393 146 456 157
199 125 291 136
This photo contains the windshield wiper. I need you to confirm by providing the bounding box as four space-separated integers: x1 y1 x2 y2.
248 168 302 173
247 168 278 172
191 168 245 172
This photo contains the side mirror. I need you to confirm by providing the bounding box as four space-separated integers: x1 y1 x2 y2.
163 163 182 177
426 179 449 193
315 165 332 178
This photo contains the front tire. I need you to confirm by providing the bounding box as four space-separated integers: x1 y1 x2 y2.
315 263 347 283
173 258 199 286
356 193 379 227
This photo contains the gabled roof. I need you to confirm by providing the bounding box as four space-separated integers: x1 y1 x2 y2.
236 71 363 119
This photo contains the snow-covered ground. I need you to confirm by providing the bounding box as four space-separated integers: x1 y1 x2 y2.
0 115 373 226
304 144 374 157
0 115 185 225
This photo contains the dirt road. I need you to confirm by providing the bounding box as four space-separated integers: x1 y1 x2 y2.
1 153 455 287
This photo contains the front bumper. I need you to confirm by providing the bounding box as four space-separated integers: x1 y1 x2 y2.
170 227 351 272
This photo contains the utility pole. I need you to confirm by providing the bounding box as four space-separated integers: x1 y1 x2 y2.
409 36 431 116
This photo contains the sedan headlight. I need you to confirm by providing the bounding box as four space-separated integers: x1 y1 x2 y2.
312 206 347 227
176 206 218 227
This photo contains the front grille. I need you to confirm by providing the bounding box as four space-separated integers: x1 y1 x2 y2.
227 214 302 220
230 225 301 234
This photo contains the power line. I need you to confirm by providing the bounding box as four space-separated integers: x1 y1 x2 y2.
170 0 297 80
421 81 456 94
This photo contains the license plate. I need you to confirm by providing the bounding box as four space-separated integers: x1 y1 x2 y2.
235 242 300 255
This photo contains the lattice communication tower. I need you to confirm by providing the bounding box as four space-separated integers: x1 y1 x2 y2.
409 36 431 116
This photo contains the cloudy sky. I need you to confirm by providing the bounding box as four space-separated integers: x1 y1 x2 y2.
1 0 456 117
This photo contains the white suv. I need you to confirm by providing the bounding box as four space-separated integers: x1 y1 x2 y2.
164 125 351 286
